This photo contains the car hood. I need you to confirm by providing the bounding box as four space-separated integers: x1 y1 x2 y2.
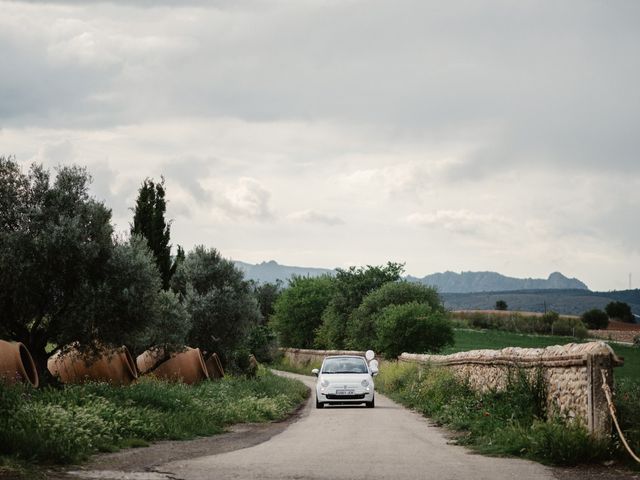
319 373 371 384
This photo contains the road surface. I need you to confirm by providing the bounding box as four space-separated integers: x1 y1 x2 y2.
66 370 554 480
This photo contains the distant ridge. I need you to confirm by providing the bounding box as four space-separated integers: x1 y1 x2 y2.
406 271 588 293
233 261 588 293
233 260 334 284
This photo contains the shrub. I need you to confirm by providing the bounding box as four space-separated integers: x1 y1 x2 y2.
495 300 508 311
581 309 609 330
376 362 610 466
605 301 633 323
270 275 334 348
551 318 588 339
0 371 307 465
246 325 278 363
375 302 453 358
346 281 443 350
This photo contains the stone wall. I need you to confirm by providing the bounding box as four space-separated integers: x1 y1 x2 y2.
281 342 623 437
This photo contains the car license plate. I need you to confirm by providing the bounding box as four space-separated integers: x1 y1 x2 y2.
336 389 354 395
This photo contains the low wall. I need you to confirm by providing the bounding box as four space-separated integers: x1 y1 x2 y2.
588 330 637 344
281 342 623 437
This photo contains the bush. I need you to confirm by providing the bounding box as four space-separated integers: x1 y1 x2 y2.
605 301 633 323
581 309 609 330
246 325 278 363
0 371 308 465
551 318 588 339
375 302 453 359
376 362 610 466
346 281 443 350
270 275 334 348
495 300 508 311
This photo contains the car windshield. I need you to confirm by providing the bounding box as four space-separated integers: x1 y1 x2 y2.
321 357 368 374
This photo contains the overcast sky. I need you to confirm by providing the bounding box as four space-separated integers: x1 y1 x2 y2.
2 0 639 291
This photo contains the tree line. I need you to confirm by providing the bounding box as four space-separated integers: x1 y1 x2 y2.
269 263 454 358
0 157 277 382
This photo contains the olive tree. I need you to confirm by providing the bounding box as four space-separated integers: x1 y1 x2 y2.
172 246 261 362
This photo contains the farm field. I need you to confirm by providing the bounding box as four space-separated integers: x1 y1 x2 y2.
443 329 639 382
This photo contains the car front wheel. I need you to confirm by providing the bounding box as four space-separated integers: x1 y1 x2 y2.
316 397 324 409
366 398 375 408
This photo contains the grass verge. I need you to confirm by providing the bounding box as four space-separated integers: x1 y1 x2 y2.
375 361 611 466
271 356 321 376
0 367 308 471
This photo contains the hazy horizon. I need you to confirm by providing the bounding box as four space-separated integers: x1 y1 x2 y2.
2 0 639 291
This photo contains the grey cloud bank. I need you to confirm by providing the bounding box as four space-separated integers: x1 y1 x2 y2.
1 0 639 290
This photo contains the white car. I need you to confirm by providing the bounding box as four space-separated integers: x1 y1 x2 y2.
312 355 378 409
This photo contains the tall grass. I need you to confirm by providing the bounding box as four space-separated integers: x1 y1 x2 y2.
376 362 610 466
0 368 308 465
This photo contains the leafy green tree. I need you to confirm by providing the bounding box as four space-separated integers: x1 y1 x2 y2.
0 159 186 379
605 301 633 323
252 280 283 324
131 178 180 290
495 300 508 311
0 159 113 376
270 275 334 348
245 324 278 363
346 281 442 350
375 301 453 359
172 246 261 362
314 262 404 349
581 309 609 330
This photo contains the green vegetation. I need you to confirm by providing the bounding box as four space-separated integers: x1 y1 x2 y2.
376 362 609 466
314 263 405 349
346 281 442 350
495 300 508 310
270 275 335 349
376 302 452 358
271 356 322 376
450 310 587 338
131 177 182 290
0 369 307 466
581 309 609 330
606 301 634 323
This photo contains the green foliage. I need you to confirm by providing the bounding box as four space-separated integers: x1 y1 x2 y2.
131 177 178 290
551 318 587 339
615 379 640 461
172 246 261 362
375 302 454 359
252 280 283 324
376 362 610 466
346 281 443 350
0 159 112 375
246 325 278 363
581 309 609 330
495 300 508 311
0 371 307 465
605 301 633 323
270 275 334 348
450 310 587 338
315 263 404 349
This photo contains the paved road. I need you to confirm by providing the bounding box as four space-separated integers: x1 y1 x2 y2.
154 371 554 480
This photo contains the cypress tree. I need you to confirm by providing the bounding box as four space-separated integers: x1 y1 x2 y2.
131 177 176 290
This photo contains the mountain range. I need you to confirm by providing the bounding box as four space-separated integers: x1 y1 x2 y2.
233 260 588 292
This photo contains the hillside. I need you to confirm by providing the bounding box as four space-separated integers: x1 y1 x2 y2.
407 271 588 293
233 260 334 284
441 288 640 317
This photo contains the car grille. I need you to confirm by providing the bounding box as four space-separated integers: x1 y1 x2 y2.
326 394 366 400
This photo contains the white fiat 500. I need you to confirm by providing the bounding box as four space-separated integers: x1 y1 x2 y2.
312 354 378 409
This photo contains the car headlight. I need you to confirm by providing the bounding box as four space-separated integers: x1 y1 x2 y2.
321 380 329 387
361 379 369 387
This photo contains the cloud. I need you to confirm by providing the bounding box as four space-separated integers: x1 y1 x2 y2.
288 210 344 226
405 210 512 236
216 177 273 221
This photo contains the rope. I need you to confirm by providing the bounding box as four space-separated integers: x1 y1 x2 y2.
600 369 640 464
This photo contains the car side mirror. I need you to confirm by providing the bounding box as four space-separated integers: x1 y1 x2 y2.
311 368 319 376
